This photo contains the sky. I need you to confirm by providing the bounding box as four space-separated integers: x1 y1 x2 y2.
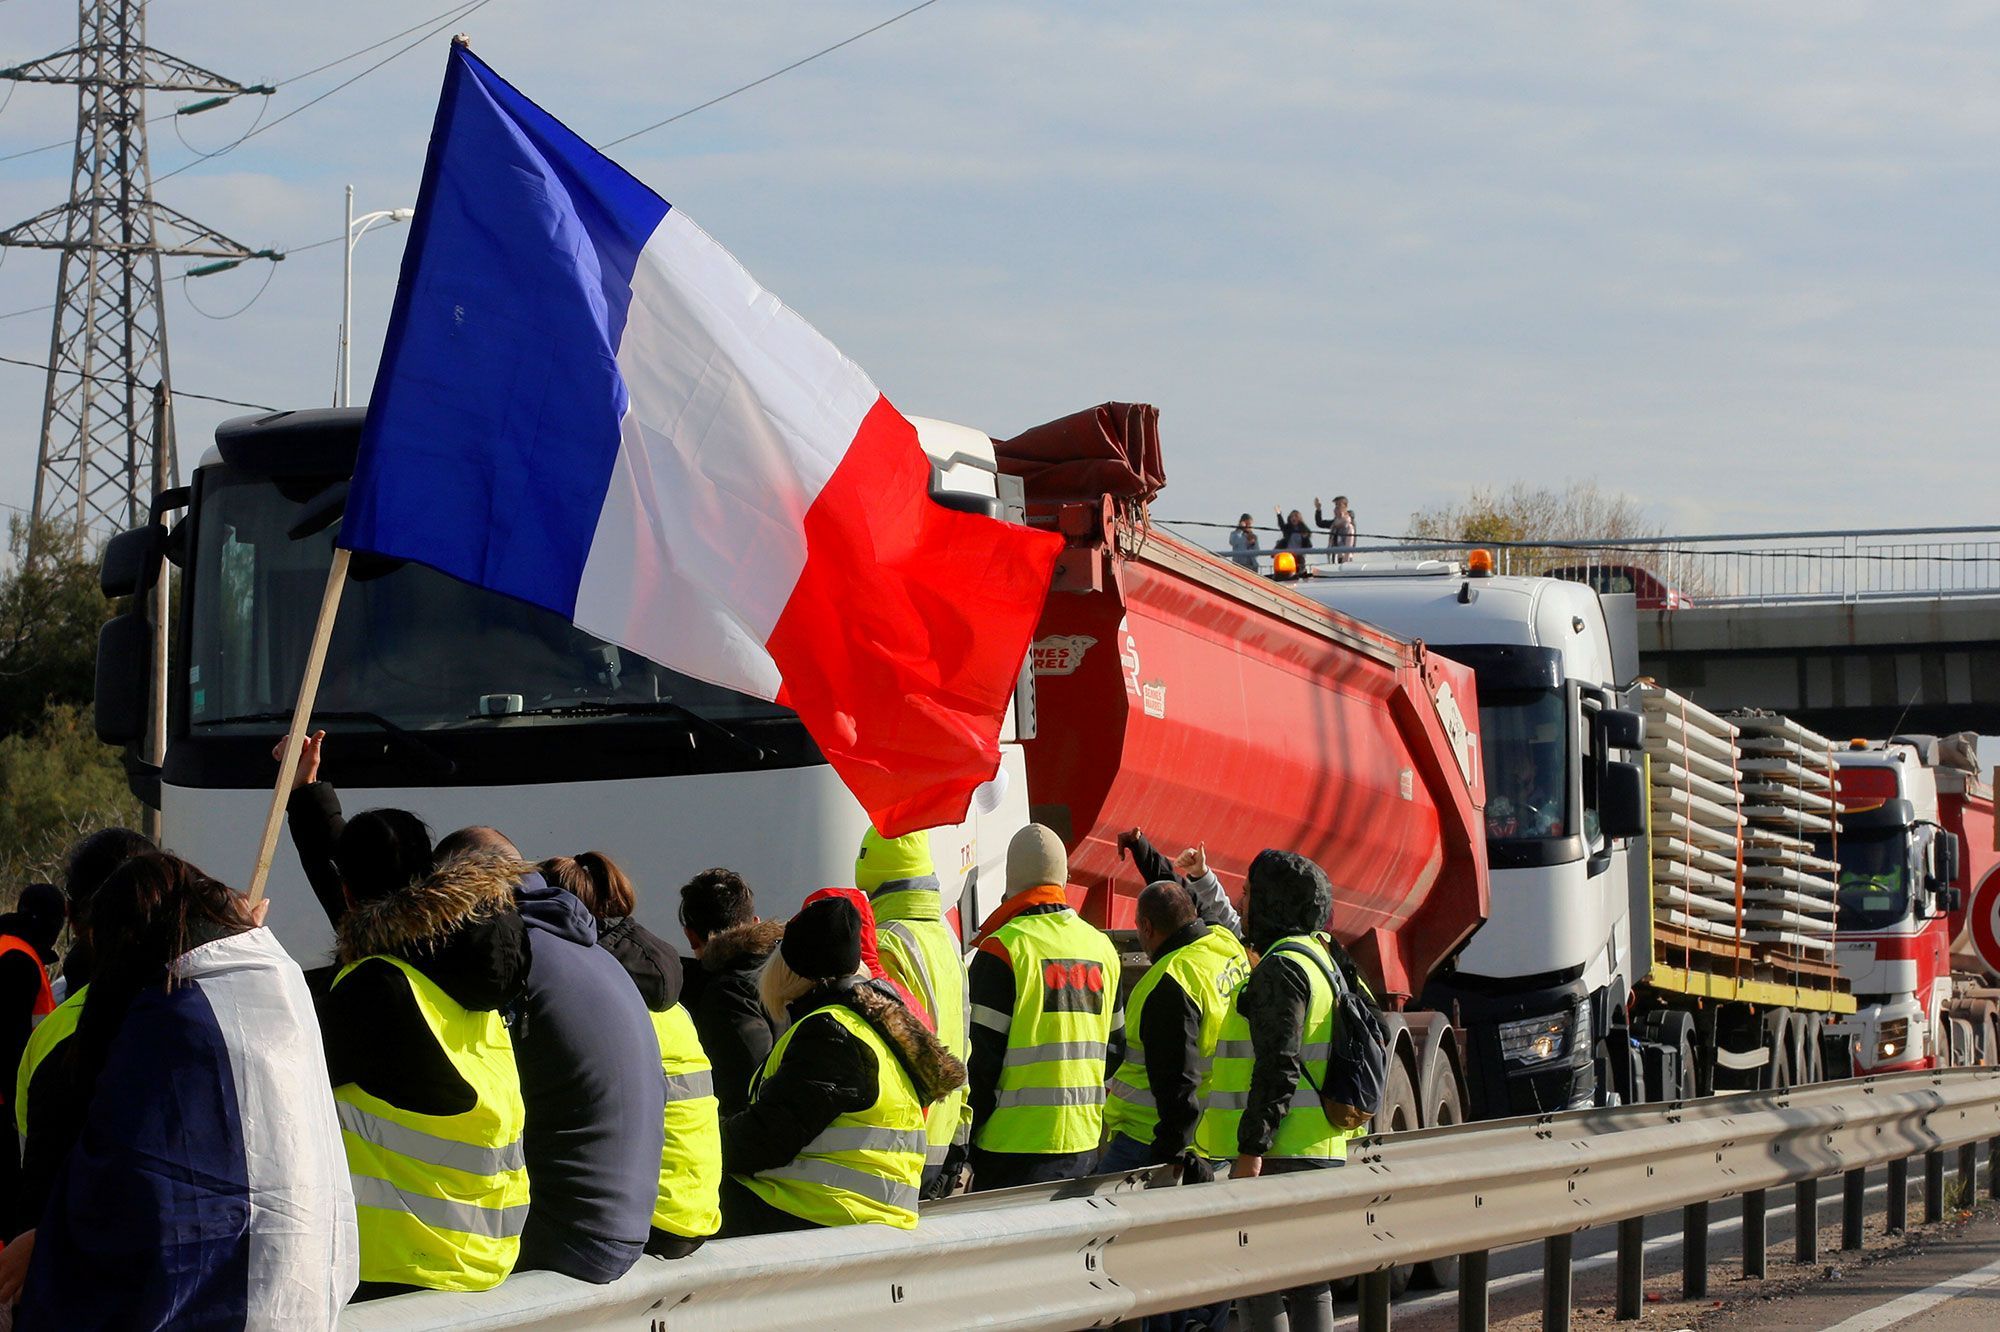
5 1 2000 545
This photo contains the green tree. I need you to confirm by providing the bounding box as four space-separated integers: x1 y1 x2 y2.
0 702 142 890
0 518 114 738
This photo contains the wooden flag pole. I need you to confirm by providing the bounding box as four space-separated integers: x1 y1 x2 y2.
247 548 353 903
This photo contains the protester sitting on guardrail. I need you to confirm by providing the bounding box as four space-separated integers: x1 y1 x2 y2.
802 885 930 1025
322 842 530 1298
544 851 720 1261
679 869 783 1118
855 827 972 1199
436 832 664 1285
1196 849 1359 1332
3 852 357 1327
7 827 153 1244
966 825 1126 1192
718 896 964 1235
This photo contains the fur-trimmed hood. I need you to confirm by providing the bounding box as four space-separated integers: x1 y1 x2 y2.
336 851 529 1012
701 918 784 974
795 977 966 1107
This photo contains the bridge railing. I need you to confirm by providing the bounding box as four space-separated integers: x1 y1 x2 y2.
1186 524 2000 607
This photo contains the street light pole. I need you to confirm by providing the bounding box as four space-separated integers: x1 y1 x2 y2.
337 184 415 408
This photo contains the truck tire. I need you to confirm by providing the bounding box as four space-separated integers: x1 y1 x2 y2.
1800 1014 1825 1084
1760 1011 1795 1091
1410 1054 1463 1291
1639 1011 1697 1101
1821 1028 1855 1082
1982 1014 1999 1067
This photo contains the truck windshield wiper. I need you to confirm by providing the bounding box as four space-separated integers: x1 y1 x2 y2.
484 700 767 762
196 709 457 779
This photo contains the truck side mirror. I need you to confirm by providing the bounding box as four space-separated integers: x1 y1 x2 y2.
1936 831 1961 887
1599 759 1647 840
1946 887 1964 913
99 523 166 599
94 610 152 746
1599 707 1644 751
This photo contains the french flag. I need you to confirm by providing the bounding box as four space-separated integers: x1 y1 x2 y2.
343 44 1061 836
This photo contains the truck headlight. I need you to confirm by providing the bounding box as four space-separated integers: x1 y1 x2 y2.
1876 1018 1909 1061
1500 1010 1574 1065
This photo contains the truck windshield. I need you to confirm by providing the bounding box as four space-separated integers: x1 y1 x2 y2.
184 471 796 735
1819 830 1911 933
1478 688 1570 846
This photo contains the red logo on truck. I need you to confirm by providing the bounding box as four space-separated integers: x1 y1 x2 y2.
1969 865 2000 979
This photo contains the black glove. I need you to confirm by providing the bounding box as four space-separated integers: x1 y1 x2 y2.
924 1143 968 1200
1179 1153 1217 1186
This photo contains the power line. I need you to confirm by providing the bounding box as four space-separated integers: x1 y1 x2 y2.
0 1 489 167
599 0 946 149
0 351 275 411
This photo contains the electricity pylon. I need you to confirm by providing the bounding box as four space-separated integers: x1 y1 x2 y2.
2 0 274 540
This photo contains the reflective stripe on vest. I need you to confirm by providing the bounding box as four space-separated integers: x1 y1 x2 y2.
651 1002 722 1239
1103 925 1248 1146
1195 933 1357 1163
14 982 86 1134
874 906 971 1157
976 909 1120 1156
738 1002 926 1229
332 955 529 1292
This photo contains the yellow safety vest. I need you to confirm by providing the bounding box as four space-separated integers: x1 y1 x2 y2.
976 909 1121 1156
14 982 87 1135
332 955 530 1291
737 1002 925 1229
1195 933 1356 1163
871 886 970 1163
1103 926 1248 1146
650 1002 721 1238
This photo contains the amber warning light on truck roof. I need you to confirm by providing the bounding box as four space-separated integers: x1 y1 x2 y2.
1467 549 1496 576
1271 550 1300 580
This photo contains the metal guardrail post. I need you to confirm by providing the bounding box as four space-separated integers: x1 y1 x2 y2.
1358 1269 1391 1332
1742 1189 1766 1277
1614 1217 1645 1320
1459 1251 1490 1332
1925 1149 1945 1223
1957 1144 1977 1202
1543 1234 1573 1332
1992 1137 2000 1201
1682 1201 1708 1298
1841 1170 1864 1250
1795 1179 1818 1264
1887 1157 1908 1233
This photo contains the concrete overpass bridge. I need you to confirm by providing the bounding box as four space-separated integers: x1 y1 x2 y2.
1193 524 2000 739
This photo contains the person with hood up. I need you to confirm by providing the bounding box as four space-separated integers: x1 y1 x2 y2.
438 829 664 1284
8 827 153 1241
1196 849 1357 1332
544 852 719 1260
2 852 357 1328
966 825 1125 1192
854 827 971 1197
320 821 531 1297
679 869 783 1117
801 886 929 1025
720 896 965 1236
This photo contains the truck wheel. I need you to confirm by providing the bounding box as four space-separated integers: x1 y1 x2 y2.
1760 1012 1795 1091
1982 1015 1999 1067
1800 1014 1825 1084
1410 1055 1462 1291
1821 1029 1855 1081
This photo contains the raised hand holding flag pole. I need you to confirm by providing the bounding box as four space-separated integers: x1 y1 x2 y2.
247 38 1061 892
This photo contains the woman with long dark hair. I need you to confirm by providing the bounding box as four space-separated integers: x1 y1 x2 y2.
0 853 357 1329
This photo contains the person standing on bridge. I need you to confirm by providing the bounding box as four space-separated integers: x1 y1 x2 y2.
1313 496 1356 562
719 896 963 1235
965 825 1125 1192
855 827 972 1197
1198 849 1363 1332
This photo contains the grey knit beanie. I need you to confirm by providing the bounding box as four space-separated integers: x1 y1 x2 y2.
1005 824 1068 899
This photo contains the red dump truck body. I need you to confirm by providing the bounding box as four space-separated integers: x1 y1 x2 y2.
999 407 1489 1006
1941 770 2000 983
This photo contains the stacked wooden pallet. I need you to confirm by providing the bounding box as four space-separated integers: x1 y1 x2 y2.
1724 710 1842 959
1636 685 1744 944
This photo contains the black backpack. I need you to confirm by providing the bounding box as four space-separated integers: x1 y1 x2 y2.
1268 936 1389 1130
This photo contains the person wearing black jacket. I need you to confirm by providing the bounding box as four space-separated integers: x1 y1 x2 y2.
679 869 782 1118
719 898 964 1236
